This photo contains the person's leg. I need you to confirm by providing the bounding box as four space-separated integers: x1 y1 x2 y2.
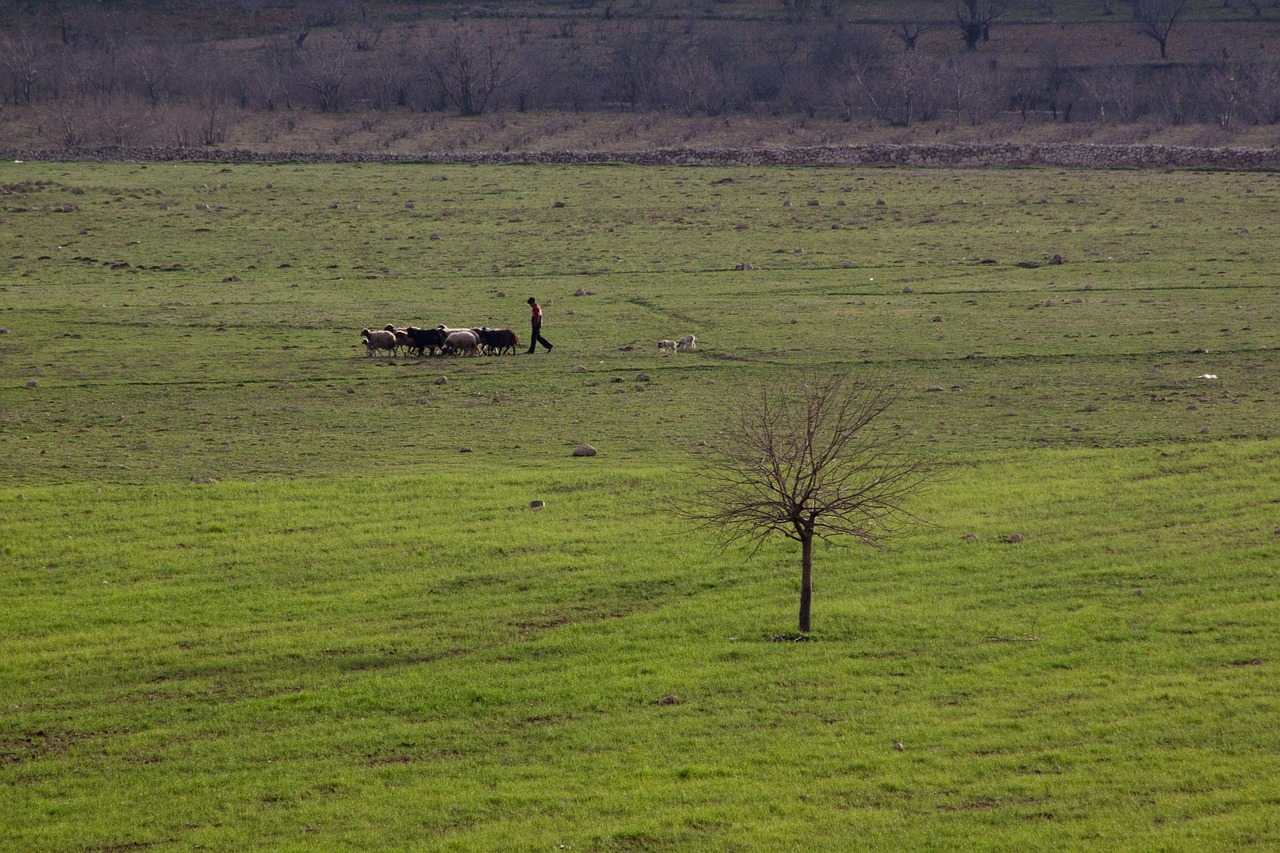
527 325 537 354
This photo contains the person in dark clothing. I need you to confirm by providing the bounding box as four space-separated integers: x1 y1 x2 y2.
526 296 553 353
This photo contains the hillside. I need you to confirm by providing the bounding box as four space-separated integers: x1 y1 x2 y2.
2 0 1279 155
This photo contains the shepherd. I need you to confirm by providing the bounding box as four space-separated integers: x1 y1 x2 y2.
526 296 553 354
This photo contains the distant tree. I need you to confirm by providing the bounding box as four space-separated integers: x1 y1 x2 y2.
132 45 180 107
779 0 814 24
663 42 740 117
1203 67 1240 128
297 44 349 112
756 25 807 75
1133 0 1186 59
946 54 1003 124
680 375 934 635
955 0 1006 50
0 27 41 105
428 22 522 116
892 21 933 52
611 27 670 109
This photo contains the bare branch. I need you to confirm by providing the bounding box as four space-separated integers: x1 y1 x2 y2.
679 374 935 633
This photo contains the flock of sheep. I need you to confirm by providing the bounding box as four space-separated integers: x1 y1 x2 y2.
361 324 520 357
361 324 699 358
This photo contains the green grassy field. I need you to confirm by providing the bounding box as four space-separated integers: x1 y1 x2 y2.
2 161 1279 850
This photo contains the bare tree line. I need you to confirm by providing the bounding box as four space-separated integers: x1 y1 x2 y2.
2 2 1279 149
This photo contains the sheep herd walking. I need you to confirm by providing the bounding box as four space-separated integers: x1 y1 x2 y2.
362 325 699 358
361 324 520 358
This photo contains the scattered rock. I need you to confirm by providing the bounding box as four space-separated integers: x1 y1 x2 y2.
433 375 448 385
926 385 943 392
530 500 545 510
572 443 597 457
655 695 681 706
902 285 914 294
574 287 588 296
1000 533 1025 544
893 742 905 751
962 533 980 541
735 262 759 270
345 386 356 394
222 275 242 283
931 315 942 323
25 379 38 388
636 373 651 382
429 233 441 240
1049 254 1065 265
552 200 566 208
1193 346 1209 354
460 446 472 453
572 364 587 372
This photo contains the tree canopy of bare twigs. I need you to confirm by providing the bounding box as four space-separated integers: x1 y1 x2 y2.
428 22 523 117
1132 0 1187 60
955 0 1006 51
680 375 934 635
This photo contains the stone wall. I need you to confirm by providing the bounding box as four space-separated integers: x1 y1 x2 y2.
4 142 1279 170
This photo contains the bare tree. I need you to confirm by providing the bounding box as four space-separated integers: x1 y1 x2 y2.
132 45 179 107
428 22 522 116
946 54 1003 124
664 47 734 117
1133 0 1186 60
0 26 41 105
612 27 671 109
680 375 934 635
892 21 933 52
297 45 349 112
779 0 814 24
955 0 1006 50
756 25 806 76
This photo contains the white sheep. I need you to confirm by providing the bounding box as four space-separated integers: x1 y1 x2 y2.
443 329 480 356
361 328 398 357
676 334 697 352
657 340 677 354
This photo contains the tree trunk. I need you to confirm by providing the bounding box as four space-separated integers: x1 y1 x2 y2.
799 530 813 633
